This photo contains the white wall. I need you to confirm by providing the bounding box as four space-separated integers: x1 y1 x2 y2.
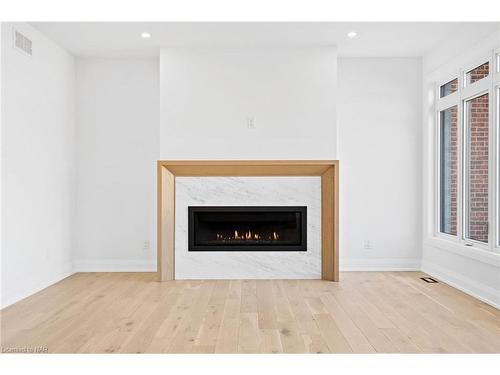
1 23 76 307
160 47 337 160
73 58 159 271
423 25 500 74
337 58 423 270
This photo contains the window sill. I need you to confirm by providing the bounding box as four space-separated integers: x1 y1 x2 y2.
424 237 500 267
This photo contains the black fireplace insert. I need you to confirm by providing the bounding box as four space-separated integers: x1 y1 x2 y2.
188 206 307 251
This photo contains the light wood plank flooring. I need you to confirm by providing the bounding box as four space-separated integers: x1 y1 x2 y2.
1 272 499 353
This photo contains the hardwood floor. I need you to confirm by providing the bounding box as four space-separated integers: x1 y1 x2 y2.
1 272 499 353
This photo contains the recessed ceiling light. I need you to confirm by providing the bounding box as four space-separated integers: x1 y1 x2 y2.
347 31 357 38
141 32 151 39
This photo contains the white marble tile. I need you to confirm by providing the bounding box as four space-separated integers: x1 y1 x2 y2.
175 176 321 279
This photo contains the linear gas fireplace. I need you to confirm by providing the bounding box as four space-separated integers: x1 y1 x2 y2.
188 206 307 251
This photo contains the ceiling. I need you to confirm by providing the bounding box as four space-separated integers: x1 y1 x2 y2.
31 22 500 58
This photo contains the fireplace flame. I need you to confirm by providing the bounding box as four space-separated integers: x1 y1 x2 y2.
216 229 281 242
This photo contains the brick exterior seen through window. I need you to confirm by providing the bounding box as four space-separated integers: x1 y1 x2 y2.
466 62 489 85
466 93 489 243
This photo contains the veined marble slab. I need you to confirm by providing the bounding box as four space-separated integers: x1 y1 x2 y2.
175 176 321 279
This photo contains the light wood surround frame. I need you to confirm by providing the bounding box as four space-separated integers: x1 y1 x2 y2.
157 160 339 281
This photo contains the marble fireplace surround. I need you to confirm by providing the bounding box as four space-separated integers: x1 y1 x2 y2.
157 160 339 282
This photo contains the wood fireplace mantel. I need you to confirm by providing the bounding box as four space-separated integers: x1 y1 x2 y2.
157 160 339 281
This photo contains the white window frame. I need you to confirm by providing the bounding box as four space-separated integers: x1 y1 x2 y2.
462 90 491 249
435 67 464 244
494 47 500 250
434 49 498 253
495 49 500 74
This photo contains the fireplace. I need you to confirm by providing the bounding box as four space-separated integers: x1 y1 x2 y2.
188 206 307 251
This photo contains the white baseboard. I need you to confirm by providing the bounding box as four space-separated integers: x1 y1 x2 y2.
421 261 500 309
340 258 421 271
1 262 74 309
73 259 157 272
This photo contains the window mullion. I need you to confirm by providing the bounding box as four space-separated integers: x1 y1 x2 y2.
493 84 499 251
457 72 465 244
487 74 493 249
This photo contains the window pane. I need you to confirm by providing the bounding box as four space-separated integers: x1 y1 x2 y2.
465 93 489 243
465 62 489 86
439 106 458 235
440 79 458 98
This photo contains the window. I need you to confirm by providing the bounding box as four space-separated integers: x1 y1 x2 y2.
434 52 498 250
464 93 489 243
465 62 489 86
440 79 458 98
439 106 458 235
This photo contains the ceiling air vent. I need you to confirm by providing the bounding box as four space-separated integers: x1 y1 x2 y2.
13 29 32 56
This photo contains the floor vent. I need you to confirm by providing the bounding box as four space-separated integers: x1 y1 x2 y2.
13 29 32 56
420 277 439 283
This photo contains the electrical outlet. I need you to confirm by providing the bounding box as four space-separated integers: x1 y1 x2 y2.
246 116 256 129
363 240 373 250
143 240 150 251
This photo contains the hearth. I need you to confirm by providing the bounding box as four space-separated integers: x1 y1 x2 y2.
188 206 307 251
